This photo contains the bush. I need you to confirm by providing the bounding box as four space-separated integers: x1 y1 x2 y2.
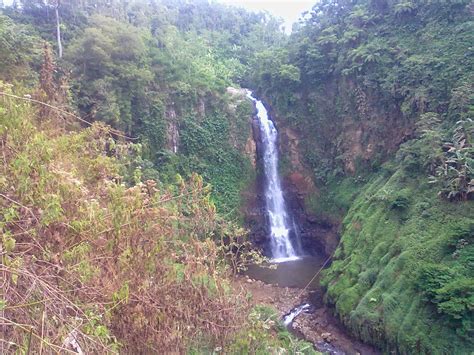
0 88 251 353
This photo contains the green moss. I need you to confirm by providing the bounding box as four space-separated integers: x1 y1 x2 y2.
305 176 366 221
337 284 364 314
321 170 474 353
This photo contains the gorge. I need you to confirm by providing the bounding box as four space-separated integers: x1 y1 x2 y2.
1 1 472 354
245 91 380 354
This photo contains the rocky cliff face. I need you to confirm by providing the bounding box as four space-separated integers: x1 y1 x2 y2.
243 96 341 258
245 80 416 258
242 106 268 253
278 127 340 258
165 106 179 153
242 81 412 259
159 87 258 217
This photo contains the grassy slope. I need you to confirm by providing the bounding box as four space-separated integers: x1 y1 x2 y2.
321 166 473 354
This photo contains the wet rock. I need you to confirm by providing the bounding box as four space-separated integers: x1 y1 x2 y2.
321 332 333 342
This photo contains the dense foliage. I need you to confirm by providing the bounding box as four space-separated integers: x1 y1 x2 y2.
247 0 473 353
249 0 473 194
1 0 473 353
321 169 473 353
0 83 318 353
1 0 284 217
0 1 320 353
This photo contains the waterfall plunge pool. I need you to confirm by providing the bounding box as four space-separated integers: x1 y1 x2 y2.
243 254 327 289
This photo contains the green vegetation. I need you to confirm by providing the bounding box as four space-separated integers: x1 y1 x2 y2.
0 1 313 353
1 82 236 352
1 0 285 218
246 0 473 353
178 102 256 216
249 0 473 190
228 305 319 354
1 0 473 353
321 165 473 353
0 76 307 354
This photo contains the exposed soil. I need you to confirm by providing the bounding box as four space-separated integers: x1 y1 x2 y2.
234 275 379 355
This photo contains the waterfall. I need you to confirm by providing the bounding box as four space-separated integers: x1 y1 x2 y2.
247 91 300 263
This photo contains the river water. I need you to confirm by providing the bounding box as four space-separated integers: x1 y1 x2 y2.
245 256 326 288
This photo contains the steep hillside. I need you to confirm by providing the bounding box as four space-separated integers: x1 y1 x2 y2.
0 81 321 353
321 162 473 353
0 1 318 353
1 0 284 219
247 0 473 353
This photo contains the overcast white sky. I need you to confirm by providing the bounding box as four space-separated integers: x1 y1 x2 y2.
216 0 315 32
2 0 316 32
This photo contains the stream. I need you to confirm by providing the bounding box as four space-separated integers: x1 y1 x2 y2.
242 257 379 355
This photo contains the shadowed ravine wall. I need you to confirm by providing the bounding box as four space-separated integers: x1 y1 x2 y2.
244 97 339 259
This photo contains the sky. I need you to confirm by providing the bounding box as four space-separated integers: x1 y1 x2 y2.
216 0 315 33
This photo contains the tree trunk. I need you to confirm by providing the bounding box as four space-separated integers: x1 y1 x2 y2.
55 1 63 58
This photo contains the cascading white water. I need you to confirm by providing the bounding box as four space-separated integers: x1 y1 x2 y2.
283 303 311 326
247 91 300 263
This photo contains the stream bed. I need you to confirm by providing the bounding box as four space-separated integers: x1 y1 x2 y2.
242 257 380 355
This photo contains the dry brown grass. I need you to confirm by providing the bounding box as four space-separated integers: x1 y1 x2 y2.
0 88 250 354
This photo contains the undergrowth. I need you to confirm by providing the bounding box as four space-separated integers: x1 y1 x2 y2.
321 164 474 354
0 84 308 353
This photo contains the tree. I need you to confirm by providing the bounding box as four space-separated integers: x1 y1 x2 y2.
66 15 152 131
0 14 41 81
